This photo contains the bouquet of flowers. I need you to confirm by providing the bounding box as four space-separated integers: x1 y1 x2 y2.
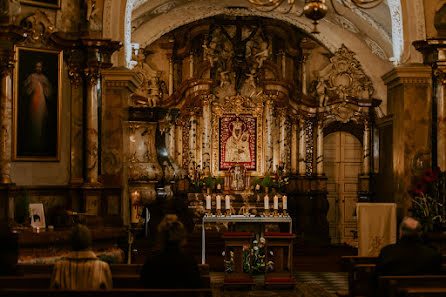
272 164 289 192
188 162 204 191
410 167 446 232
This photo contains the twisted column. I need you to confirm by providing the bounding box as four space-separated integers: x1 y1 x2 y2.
316 120 324 176
0 50 13 184
298 118 306 176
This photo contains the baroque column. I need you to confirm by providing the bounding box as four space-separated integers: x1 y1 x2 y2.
189 111 197 171
363 121 370 176
316 120 324 176
278 108 290 171
290 120 298 174
264 99 274 172
0 50 14 184
84 62 100 184
202 96 212 172
298 118 306 176
67 50 84 184
176 124 183 171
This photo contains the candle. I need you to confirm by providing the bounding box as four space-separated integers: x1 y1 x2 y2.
217 183 221 190
264 195 269 209
36 227 40 234
131 191 141 224
205 195 211 209
255 184 260 191
274 195 279 210
225 195 231 210
216 195 221 210
283 195 287 210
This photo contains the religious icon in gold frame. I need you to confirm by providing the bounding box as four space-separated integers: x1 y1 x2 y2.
13 46 62 161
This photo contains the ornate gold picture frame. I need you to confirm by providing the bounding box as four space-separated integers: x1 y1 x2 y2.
13 46 62 161
19 0 61 9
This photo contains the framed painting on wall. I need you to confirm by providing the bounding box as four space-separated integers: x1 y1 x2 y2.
13 46 62 161
19 0 61 9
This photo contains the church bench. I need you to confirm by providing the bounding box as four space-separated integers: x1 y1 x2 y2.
349 264 376 297
378 275 446 297
397 287 446 297
0 288 213 297
0 274 211 289
16 263 209 276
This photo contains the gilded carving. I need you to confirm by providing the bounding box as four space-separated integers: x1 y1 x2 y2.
20 11 55 42
310 45 375 104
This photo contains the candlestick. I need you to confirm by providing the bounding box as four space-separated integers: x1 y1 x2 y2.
283 195 287 210
216 195 221 210
274 195 279 210
264 195 269 210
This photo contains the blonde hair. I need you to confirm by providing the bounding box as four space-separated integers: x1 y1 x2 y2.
157 214 187 247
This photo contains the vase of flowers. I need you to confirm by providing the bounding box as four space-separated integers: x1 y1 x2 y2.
262 173 273 193
188 162 204 192
272 164 289 193
410 167 445 232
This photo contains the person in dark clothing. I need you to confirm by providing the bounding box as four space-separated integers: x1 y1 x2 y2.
376 217 442 276
140 214 201 289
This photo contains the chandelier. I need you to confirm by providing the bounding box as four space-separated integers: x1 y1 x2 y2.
247 0 385 33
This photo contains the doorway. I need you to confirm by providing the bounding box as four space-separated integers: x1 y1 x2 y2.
324 131 362 246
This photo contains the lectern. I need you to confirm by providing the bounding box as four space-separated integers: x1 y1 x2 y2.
222 232 255 287
264 232 296 287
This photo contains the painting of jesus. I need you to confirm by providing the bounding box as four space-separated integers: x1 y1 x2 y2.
219 114 256 170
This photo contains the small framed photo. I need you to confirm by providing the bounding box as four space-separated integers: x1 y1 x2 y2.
29 203 46 228
13 46 62 161
19 0 61 9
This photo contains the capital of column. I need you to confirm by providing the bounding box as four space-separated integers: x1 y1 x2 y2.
84 62 101 86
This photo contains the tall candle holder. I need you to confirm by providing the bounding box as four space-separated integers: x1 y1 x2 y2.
282 209 287 216
273 209 279 217
264 209 270 217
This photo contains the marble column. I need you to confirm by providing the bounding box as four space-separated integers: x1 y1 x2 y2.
202 97 212 172
189 112 197 171
278 108 290 171
363 121 370 176
0 51 13 184
281 51 286 78
84 64 100 184
316 120 324 176
301 54 309 95
298 118 306 176
68 58 84 184
290 120 298 174
264 99 274 172
273 110 280 171
176 124 183 170
436 73 446 171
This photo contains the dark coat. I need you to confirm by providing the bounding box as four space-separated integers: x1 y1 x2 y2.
140 245 201 289
375 236 442 276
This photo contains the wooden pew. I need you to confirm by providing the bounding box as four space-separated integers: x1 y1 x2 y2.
1 264 211 289
397 287 446 297
349 264 376 297
378 275 446 297
0 288 213 297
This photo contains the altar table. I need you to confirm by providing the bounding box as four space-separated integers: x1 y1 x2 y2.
201 215 292 264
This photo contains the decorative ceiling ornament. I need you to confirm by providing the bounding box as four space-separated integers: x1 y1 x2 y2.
247 0 384 34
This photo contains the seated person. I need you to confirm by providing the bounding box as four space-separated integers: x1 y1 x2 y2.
376 217 442 276
140 214 201 288
51 224 112 289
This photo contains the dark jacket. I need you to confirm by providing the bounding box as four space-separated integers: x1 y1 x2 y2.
140 245 201 289
375 236 442 276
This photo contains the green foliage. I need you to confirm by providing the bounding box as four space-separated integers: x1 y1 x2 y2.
262 173 273 188
215 176 224 186
202 175 214 188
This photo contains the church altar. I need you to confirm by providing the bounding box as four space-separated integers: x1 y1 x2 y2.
201 215 292 264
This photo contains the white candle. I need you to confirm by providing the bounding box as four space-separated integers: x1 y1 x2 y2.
225 195 231 210
217 183 221 190
274 195 279 210
216 195 221 210
206 195 211 209
264 195 269 209
283 195 287 210
255 184 260 191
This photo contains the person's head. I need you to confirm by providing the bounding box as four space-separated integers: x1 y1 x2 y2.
35 61 43 74
157 214 187 248
399 217 422 239
70 224 92 251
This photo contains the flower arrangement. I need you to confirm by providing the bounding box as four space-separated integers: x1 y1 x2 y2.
188 162 204 191
272 164 289 192
410 167 446 232
262 172 273 189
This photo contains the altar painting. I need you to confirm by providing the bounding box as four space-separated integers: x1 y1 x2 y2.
219 114 256 171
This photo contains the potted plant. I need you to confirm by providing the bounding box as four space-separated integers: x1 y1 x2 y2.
203 174 214 194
